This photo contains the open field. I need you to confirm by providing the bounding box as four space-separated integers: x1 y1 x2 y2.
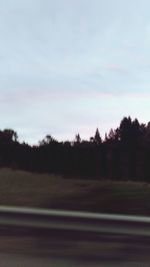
0 168 150 215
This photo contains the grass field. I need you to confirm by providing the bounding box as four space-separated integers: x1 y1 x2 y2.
0 168 150 215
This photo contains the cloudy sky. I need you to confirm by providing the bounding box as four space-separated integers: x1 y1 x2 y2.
0 0 150 144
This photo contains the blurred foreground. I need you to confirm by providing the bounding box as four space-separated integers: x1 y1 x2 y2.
0 168 150 265
0 226 150 266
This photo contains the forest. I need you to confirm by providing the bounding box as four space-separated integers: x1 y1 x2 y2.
1 116 150 182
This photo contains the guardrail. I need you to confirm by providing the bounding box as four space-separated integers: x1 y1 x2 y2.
0 206 149 236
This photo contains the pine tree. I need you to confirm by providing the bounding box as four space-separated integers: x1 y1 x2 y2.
94 128 102 145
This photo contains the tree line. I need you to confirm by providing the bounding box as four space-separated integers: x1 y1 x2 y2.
1 116 150 181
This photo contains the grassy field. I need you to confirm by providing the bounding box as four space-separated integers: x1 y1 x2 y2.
0 168 150 215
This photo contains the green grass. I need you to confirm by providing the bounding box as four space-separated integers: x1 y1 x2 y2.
0 168 150 215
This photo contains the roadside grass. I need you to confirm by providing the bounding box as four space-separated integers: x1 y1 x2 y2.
0 168 150 215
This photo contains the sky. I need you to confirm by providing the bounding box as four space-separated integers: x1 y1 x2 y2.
0 0 150 144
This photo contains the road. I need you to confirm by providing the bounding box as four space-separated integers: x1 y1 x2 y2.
0 253 150 267
0 207 149 266
0 226 150 266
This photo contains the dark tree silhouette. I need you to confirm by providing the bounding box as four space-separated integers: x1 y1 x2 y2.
94 128 102 145
74 134 81 144
0 116 149 182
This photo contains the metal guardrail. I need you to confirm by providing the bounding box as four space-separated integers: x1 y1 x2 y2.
0 206 150 236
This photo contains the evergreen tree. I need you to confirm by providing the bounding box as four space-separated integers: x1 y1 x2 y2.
94 128 102 145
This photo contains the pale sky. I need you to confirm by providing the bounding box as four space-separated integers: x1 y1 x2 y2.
0 0 150 144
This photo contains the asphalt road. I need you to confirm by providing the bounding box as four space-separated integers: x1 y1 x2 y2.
0 227 150 266
0 253 150 267
0 207 150 266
